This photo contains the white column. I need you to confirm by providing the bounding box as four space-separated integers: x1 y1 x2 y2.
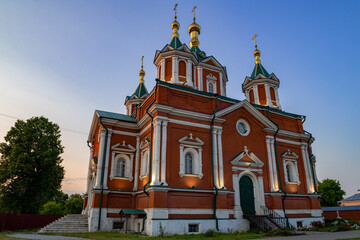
232 174 242 218
103 130 112 189
129 154 134 181
193 66 196 89
151 119 161 185
198 148 203 178
258 176 266 209
197 67 203 91
133 136 140 190
212 129 219 188
266 138 275 191
160 59 165 81
95 129 106 188
253 85 260 105
302 144 314 193
217 130 224 188
265 83 273 107
245 90 250 102
110 152 115 180
179 145 185 176
274 88 281 109
220 72 224 95
270 139 279 191
171 57 179 83
156 65 160 79
160 120 168 185
86 146 94 194
186 61 193 87
151 121 157 185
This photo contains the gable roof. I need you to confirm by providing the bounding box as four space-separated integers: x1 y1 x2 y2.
133 82 148 98
169 36 182 49
342 192 360 202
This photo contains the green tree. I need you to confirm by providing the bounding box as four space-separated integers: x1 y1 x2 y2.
40 201 64 215
52 190 69 207
318 178 346 207
0 116 64 214
64 194 83 214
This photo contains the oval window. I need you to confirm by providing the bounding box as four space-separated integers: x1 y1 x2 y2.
236 120 250 136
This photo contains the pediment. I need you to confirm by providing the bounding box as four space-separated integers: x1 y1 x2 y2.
231 146 264 168
140 140 150 150
178 133 204 146
216 100 277 130
111 141 136 152
281 149 299 159
201 56 223 68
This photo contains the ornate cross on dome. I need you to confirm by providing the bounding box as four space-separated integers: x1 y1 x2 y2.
192 6 197 21
141 56 144 69
252 34 258 48
173 3 178 19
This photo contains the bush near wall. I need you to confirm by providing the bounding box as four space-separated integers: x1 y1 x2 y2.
0 214 63 231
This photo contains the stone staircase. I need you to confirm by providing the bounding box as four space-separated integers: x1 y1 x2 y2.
38 214 88 233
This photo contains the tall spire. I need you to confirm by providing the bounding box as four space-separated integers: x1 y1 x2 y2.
250 34 270 79
133 56 148 98
252 34 261 64
188 6 201 48
170 3 182 48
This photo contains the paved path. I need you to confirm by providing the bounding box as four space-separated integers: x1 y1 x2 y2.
7 233 90 240
257 230 360 240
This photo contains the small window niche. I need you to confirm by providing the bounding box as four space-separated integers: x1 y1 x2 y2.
188 223 199 233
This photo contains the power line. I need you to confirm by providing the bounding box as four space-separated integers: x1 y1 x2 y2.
0 112 88 136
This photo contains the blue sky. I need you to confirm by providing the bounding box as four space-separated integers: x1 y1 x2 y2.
0 1 359 197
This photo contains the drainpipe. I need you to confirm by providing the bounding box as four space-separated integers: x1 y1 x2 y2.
302 117 318 193
210 94 220 231
267 107 289 228
97 117 109 231
141 80 159 232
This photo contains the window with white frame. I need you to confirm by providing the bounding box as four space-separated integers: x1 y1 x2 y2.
179 133 204 178
206 74 217 94
110 141 136 181
282 150 300 184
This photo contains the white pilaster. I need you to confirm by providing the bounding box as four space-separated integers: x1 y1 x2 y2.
151 121 157 185
253 85 260 105
95 129 106 188
274 88 281 109
212 129 219 188
270 139 279 191
179 145 185 176
232 174 242 219
171 57 179 83
217 130 224 188
103 130 112 189
186 61 193 87
160 59 165 81
160 120 168 185
197 67 203 91
245 90 250 102
265 83 273 107
302 145 314 193
151 119 162 185
220 72 224 96
258 176 266 209
198 148 203 178
86 146 94 194
133 136 140 191
266 138 275 191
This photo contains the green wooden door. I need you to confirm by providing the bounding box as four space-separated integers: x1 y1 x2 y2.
239 176 256 216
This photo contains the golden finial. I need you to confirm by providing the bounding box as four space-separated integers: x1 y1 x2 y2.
252 34 261 64
171 3 180 38
252 34 258 49
173 3 178 20
139 56 145 83
192 6 197 21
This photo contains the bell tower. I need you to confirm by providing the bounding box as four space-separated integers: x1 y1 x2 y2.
242 35 281 109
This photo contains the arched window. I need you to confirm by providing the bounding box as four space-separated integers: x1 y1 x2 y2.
286 162 296 182
249 89 255 103
270 87 277 106
116 158 126 177
208 83 214 93
185 152 193 174
179 61 186 77
165 59 172 81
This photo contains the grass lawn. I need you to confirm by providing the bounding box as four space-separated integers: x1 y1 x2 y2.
43 231 267 239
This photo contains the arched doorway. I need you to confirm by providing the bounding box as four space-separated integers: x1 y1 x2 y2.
239 175 256 216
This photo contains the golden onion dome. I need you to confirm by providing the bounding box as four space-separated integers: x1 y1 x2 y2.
253 48 261 64
171 20 180 29
188 21 201 34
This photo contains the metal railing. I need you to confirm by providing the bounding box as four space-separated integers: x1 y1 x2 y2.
261 206 293 229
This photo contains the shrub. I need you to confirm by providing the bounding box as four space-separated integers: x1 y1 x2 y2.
64 194 83 214
40 201 63 215
204 229 215 237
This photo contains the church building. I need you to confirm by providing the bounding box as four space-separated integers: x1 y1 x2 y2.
82 6 322 235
